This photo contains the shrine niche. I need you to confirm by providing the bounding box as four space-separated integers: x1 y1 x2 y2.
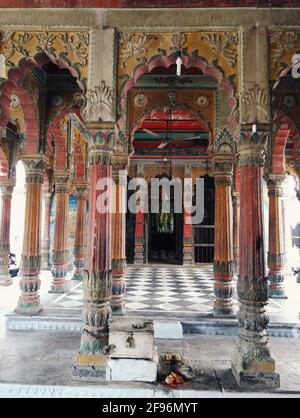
117 30 240 152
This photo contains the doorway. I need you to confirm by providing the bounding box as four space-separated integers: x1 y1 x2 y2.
147 174 183 264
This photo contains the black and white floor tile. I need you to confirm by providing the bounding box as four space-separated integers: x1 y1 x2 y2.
49 265 300 322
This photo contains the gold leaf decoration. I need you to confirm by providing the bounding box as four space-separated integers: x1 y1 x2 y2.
201 32 238 68
119 33 158 68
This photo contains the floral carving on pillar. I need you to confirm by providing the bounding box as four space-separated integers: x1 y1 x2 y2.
83 81 114 122
241 86 269 124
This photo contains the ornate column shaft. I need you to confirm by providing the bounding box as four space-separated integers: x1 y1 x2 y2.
183 207 194 265
41 191 52 270
0 180 15 286
213 161 234 317
232 191 240 275
75 135 113 378
73 185 88 281
267 175 287 299
49 174 70 293
111 164 127 315
232 131 280 389
15 157 45 314
134 210 145 265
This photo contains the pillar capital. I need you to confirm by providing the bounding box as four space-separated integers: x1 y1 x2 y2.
0 179 15 198
22 155 47 184
75 184 88 200
266 174 286 197
54 173 71 193
238 131 268 167
88 129 115 166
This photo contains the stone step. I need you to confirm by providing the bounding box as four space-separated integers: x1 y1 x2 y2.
6 313 300 338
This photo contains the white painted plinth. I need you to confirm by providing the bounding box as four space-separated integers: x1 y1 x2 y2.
154 321 183 340
108 358 157 382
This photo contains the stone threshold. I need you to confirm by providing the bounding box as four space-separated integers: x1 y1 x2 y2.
0 383 299 398
5 313 300 338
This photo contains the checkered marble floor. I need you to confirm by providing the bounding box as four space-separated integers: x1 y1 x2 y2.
49 265 300 323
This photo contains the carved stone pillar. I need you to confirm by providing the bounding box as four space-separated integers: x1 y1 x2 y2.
232 191 240 275
49 174 70 293
267 175 286 299
232 131 280 389
0 180 15 286
41 191 52 270
75 134 113 378
213 161 234 317
73 185 88 281
15 157 45 314
111 164 127 315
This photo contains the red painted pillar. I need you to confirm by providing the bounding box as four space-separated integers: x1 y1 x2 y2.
183 207 194 265
15 157 45 314
213 163 234 317
232 191 240 274
73 185 88 281
111 164 127 315
0 180 15 286
232 131 280 389
75 133 113 378
41 190 52 270
267 175 286 299
134 210 145 265
49 174 70 293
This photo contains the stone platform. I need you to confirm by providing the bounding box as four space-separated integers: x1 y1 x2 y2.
4 266 300 338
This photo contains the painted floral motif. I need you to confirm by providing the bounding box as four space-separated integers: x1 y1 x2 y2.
196 95 210 109
171 33 187 51
119 33 158 67
10 93 20 108
269 27 299 69
133 93 148 108
201 32 238 67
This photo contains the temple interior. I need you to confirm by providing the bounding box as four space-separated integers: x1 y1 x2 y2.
1 1 300 398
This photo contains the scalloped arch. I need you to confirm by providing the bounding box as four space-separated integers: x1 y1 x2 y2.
119 53 237 132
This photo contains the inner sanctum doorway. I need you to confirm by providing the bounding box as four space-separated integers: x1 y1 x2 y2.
147 174 183 264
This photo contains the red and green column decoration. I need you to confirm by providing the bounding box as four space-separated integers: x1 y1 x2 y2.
75 130 114 378
183 167 194 265
111 160 127 315
73 184 88 281
232 191 240 275
0 179 15 286
41 188 52 270
49 174 70 293
15 156 46 314
232 130 280 389
134 210 145 265
212 129 235 317
267 174 286 299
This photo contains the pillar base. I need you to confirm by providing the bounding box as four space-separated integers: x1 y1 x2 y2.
14 303 43 316
74 353 110 379
111 303 126 316
232 341 280 390
49 284 67 294
268 288 288 299
72 270 84 281
231 364 280 390
213 304 235 318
